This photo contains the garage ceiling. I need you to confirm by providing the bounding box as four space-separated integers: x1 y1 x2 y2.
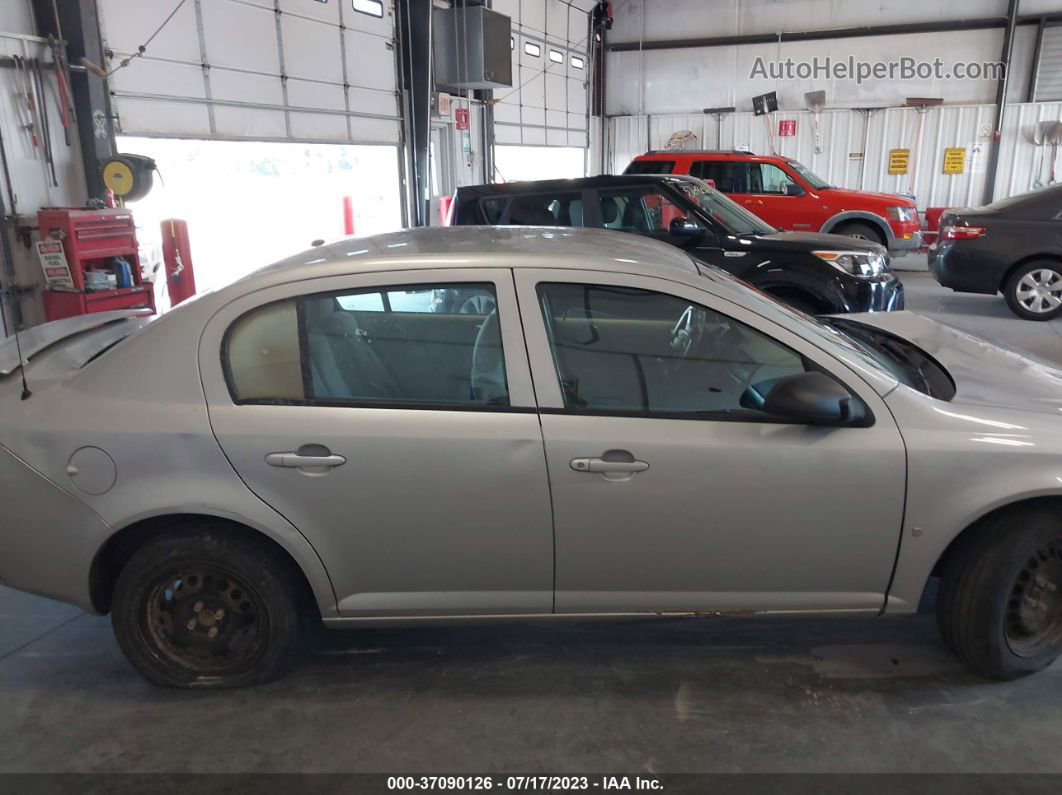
491 0 592 147
99 0 401 144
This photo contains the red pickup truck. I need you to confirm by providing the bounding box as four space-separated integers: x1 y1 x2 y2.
626 150 921 254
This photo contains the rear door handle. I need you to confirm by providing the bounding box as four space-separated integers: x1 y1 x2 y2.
266 453 346 468
570 457 649 474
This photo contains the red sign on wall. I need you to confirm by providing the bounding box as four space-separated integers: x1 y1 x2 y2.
455 108 470 131
778 119 797 137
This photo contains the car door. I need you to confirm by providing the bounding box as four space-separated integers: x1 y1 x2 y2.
589 183 701 246
513 268 907 614
697 160 821 232
199 268 554 617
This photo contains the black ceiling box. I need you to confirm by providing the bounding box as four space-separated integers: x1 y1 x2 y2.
433 6 513 90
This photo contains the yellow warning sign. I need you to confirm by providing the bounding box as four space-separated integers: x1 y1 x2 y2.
888 149 910 175
943 147 966 175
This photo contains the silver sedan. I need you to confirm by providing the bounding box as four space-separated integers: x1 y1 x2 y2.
2 227 1061 687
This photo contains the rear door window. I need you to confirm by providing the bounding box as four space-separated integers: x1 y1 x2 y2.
691 161 744 193
478 197 509 223
625 160 675 175
504 191 584 226
225 282 508 408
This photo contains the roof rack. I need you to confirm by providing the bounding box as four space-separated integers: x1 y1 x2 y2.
644 149 755 156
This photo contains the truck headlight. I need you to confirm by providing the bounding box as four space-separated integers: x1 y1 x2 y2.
887 206 917 223
812 250 888 278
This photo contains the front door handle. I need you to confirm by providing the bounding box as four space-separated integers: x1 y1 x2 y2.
570 457 649 474
266 452 346 469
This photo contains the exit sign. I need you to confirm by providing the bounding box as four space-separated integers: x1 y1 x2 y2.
778 119 797 137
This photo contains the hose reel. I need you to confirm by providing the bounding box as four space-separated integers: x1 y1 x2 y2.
101 154 157 202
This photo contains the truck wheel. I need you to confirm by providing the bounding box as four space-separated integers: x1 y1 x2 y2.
937 505 1062 680
111 524 302 688
1003 260 1062 321
835 221 885 246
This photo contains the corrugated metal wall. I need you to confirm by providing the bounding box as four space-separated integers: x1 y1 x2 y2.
609 102 1062 212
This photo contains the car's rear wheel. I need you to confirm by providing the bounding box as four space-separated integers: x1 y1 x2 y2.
111 526 302 688
1003 260 1062 321
834 221 885 247
937 505 1062 679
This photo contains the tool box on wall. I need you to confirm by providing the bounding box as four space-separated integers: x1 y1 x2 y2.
37 207 156 321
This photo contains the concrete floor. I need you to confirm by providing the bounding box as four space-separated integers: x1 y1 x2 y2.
3 268 1062 775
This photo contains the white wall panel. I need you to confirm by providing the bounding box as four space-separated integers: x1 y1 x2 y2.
609 102 1062 213
210 69 285 105
494 0 591 148
282 14 346 84
101 0 400 144
1 0 36 35
605 0 1040 116
606 27 1037 116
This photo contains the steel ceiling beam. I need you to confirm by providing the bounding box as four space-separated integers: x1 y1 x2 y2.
605 14 1060 52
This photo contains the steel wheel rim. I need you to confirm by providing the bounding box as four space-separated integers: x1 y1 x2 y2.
847 232 873 241
1005 540 1062 658
143 564 269 674
1016 269 1062 313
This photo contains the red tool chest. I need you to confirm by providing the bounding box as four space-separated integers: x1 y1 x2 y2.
38 207 156 322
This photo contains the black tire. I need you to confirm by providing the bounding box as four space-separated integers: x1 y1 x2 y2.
1003 260 1062 321
111 523 302 688
835 221 885 246
937 505 1062 680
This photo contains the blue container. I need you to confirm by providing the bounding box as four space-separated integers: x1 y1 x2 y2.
111 257 133 289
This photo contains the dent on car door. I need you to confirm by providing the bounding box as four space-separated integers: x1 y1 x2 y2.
513 269 907 614
199 269 554 618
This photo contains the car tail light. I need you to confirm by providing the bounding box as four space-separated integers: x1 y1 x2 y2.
939 224 986 240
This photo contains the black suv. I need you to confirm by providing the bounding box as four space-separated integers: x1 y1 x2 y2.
450 175 904 314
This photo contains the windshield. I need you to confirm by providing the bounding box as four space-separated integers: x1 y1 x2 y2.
786 160 832 190
671 179 775 236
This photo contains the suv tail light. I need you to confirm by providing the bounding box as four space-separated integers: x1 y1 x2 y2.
939 224 986 241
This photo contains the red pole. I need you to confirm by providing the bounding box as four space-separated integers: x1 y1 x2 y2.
342 196 355 236
161 219 197 308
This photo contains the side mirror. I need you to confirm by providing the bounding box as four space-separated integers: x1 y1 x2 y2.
760 371 864 425
668 216 705 237
783 183 803 197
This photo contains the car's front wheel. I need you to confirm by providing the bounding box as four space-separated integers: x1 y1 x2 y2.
937 505 1062 679
1003 260 1062 321
111 524 302 688
834 221 885 247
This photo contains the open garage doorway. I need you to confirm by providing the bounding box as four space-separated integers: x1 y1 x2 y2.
494 145 586 182
117 138 404 302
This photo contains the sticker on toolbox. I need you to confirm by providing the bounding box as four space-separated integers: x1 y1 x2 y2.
36 240 75 290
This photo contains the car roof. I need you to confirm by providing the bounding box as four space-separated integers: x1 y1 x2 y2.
248 226 700 284
633 151 787 163
454 174 703 195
